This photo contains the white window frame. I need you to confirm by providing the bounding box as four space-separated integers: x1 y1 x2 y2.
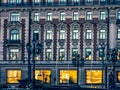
86 30 92 39
118 11 120 19
100 11 106 20
59 30 65 39
73 12 78 21
117 28 120 39
47 12 52 21
10 13 20 21
72 30 78 39
34 12 39 21
60 12 65 21
86 11 92 20
46 30 52 39
99 30 106 39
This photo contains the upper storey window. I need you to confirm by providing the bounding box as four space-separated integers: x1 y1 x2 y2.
73 12 78 21
100 11 106 20
86 0 93 3
100 0 106 2
118 11 120 19
47 12 52 21
86 11 92 20
34 12 39 21
72 0 79 3
9 0 15 4
60 0 66 5
60 12 65 21
10 30 19 40
9 0 22 4
10 13 20 22
47 0 53 3
34 0 40 4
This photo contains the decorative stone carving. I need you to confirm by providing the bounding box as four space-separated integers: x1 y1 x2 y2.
57 23 67 30
84 22 93 30
7 21 22 29
44 23 53 30
31 23 41 30
70 22 79 30
98 22 107 30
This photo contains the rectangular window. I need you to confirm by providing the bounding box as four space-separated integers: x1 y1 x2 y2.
47 0 53 3
86 70 103 84
10 13 20 21
46 49 52 60
60 30 65 39
99 49 103 60
118 11 120 19
35 70 51 83
7 70 21 83
73 12 78 21
47 12 52 21
59 49 65 60
9 0 15 4
60 0 66 4
99 30 106 39
86 30 92 39
85 48 92 60
100 0 106 2
16 0 22 4
59 70 77 84
86 0 93 3
9 49 19 60
117 28 120 39
60 12 65 21
46 30 52 39
72 48 78 58
72 30 78 39
33 30 39 40
117 48 120 60
34 12 39 21
100 11 106 20
73 0 79 3
34 0 40 4
86 11 92 20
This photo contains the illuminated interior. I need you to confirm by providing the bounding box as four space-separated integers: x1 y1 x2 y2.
86 70 102 84
117 72 120 81
59 70 77 84
35 70 51 83
7 70 21 83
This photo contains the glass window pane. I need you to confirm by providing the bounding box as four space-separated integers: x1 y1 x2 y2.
85 48 92 60
59 70 77 84
9 49 19 60
34 12 39 21
47 12 52 21
10 30 19 40
33 30 39 40
35 70 51 83
59 49 65 60
7 70 21 83
100 11 106 20
60 12 65 21
86 30 92 39
10 13 20 21
117 28 120 39
86 70 103 84
72 30 78 39
118 11 120 19
46 49 52 60
46 30 52 39
86 12 92 20
73 12 78 20
99 30 105 39
60 30 65 39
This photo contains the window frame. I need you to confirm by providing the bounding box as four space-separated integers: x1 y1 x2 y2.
10 12 20 22
45 48 52 60
86 30 92 39
9 48 20 60
73 11 79 21
10 29 19 40
59 30 66 39
100 11 106 20
60 12 65 21
86 11 92 20
72 30 79 39
47 12 52 21
99 29 106 39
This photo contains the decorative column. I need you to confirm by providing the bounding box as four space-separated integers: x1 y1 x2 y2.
109 18 116 49
67 24 70 60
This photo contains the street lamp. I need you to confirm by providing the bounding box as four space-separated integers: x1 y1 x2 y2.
107 48 117 88
97 42 106 88
26 38 42 89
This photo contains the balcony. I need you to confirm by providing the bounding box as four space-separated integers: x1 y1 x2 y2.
6 39 21 46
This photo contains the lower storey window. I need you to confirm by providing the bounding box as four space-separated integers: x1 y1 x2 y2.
117 71 120 82
7 70 21 83
59 70 77 84
35 70 51 83
86 70 103 84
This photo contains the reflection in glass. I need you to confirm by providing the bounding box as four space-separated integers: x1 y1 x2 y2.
86 70 102 84
59 70 77 84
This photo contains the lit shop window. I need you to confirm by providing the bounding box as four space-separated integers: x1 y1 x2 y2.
59 70 77 84
117 72 120 82
7 70 21 83
35 70 51 83
86 70 103 84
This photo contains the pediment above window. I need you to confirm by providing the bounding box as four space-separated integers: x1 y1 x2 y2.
7 21 22 29
57 23 67 30
84 22 93 29
98 22 107 30
31 23 41 30
70 22 79 30
44 23 53 30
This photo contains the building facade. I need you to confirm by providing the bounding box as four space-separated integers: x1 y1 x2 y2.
0 0 120 89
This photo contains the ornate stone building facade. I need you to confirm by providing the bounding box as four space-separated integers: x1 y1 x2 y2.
0 0 120 89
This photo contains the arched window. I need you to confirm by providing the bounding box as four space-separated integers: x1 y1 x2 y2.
10 29 19 40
